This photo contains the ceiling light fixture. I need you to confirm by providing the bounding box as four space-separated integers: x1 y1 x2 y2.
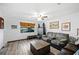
33 12 48 21
38 15 47 20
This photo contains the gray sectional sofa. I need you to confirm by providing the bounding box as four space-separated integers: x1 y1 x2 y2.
42 32 69 50
42 32 79 55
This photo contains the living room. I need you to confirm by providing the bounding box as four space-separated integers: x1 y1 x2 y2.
0 3 79 55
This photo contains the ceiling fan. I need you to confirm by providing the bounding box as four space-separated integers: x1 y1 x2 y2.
37 15 48 20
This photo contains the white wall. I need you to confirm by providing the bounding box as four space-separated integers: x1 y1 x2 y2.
0 29 3 49
4 17 38 42
45 12 79 38
0 11 4 49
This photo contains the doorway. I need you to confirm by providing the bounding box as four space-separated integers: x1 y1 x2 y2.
38 22 46 35
43 23 46 35
0 17 4 29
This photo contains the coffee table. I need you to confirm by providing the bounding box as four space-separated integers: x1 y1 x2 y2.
30 40 50 55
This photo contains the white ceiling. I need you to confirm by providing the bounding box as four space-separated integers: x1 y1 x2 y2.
0 3 79 18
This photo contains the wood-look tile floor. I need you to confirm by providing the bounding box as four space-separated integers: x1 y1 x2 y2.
0 39 56 55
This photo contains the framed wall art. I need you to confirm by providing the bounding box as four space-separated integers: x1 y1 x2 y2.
11 25 17 29
20 22 35 33
61 22 71 31
49 21 59 29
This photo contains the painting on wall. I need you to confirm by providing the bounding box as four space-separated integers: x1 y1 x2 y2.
11 25 17 29
77 28 79 36
49 21 59 29
20 22 35 33
61 22 71 31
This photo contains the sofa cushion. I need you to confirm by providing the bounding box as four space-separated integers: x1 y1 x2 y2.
51 40 60 45
69 36 77 44
60 39 67 42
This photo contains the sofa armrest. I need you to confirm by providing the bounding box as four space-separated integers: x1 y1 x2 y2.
64 43 78 52
58 48 74 55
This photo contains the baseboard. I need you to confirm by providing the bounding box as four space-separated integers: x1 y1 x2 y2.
1 42 8 49
7 38 27 43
